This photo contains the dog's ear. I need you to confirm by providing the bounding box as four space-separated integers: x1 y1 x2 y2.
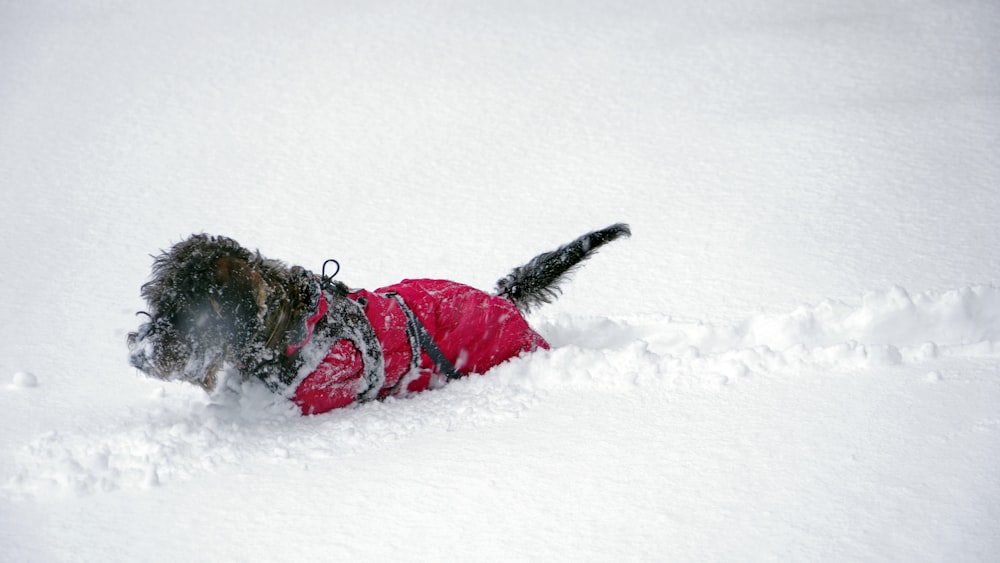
213 256 267 313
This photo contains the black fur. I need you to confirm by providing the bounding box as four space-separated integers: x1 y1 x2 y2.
496 223 631 312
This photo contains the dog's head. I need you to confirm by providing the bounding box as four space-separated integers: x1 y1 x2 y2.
127 234 272 391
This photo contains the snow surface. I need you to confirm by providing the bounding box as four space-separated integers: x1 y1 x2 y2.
2 0 999 561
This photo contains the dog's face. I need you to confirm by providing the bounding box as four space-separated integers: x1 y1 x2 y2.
128 235 268 391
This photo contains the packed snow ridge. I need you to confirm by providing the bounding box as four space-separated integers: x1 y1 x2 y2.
5 284 998 497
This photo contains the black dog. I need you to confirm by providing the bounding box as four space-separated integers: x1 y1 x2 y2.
128 224 630 414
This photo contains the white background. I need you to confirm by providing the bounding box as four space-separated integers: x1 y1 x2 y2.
1 1 998 560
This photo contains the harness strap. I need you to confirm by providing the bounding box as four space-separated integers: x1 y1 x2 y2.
384 292 463 380
285 289 329 357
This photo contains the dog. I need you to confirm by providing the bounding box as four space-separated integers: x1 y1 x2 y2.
128 224 630 414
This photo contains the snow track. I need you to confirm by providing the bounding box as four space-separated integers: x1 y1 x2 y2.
7 284 997 498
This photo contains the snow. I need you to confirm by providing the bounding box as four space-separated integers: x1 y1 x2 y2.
9 371 38 389
1 0 999 561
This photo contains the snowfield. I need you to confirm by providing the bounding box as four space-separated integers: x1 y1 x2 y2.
2 1 998 561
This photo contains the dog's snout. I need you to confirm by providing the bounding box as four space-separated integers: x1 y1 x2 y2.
127 319 187 381
127 328 157 374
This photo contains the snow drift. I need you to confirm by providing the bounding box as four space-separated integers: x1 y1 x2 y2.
6 284 997 497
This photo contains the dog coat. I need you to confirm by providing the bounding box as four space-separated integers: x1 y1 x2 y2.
290 279 549 415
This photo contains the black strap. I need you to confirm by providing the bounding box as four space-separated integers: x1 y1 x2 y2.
384 293 463 380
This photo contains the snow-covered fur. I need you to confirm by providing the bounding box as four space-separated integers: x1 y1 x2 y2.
127 235 382 396
496 223 631 312
127 224 630 407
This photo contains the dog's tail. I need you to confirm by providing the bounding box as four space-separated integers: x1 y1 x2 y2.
495 223 631 313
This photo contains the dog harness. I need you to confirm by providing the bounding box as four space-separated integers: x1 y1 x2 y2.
382 292 463 380
288 279 548 415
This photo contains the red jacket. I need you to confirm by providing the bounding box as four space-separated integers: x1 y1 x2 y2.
290 279 549 415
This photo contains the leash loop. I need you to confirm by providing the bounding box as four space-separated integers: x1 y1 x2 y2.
319 258 341 293
321 258 340 280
